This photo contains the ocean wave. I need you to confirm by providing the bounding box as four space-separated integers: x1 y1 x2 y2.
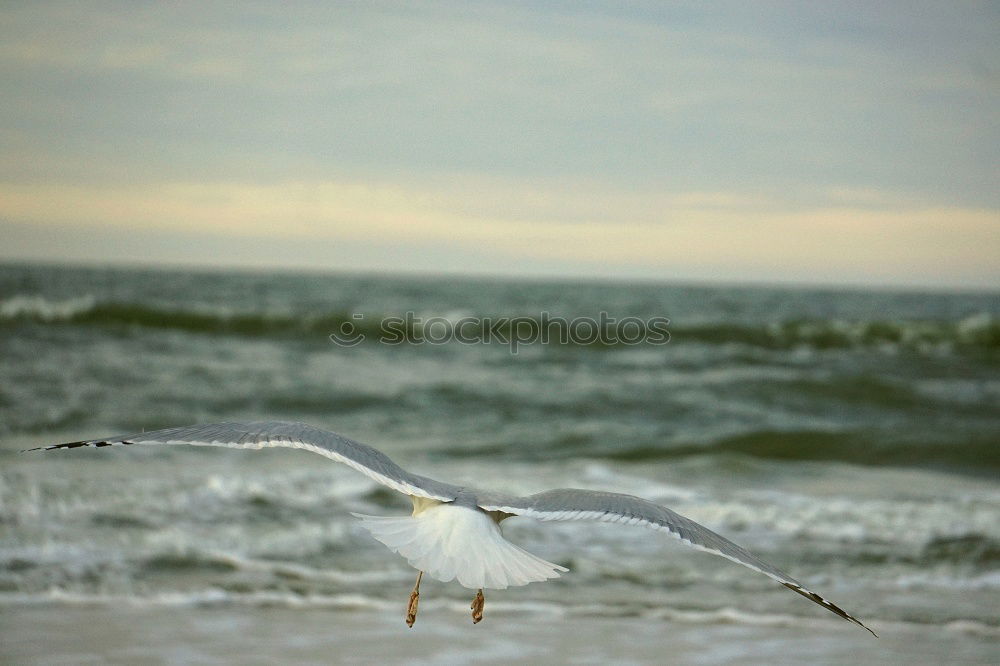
676 314 1000 352
6 589 997 636
919 534 1000 566
786 536 1000 571
894 570 1000 592
536 429 1000 473
0 590 830 627
2 294 996 353
0 589 401 612
444 428 1000 474
135 549 408 584
0 294 96 321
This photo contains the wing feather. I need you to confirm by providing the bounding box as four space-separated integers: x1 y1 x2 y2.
480 488 876 636
27 421 460 501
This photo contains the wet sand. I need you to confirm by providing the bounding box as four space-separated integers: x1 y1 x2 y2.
2 604 996 665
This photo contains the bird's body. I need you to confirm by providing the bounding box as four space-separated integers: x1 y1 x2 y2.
28 420 876 635
354 495 566 590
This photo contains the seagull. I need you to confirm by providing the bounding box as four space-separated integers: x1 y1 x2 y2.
28 420 876 635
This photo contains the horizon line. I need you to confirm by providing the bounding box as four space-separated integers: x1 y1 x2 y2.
2 256 997 297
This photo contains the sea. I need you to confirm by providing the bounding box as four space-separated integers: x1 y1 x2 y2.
1 262 997 665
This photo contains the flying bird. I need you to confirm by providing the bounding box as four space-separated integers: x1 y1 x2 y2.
28 420 876 635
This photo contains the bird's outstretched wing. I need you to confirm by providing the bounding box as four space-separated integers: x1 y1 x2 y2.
27 421 460 501
479 488 876 636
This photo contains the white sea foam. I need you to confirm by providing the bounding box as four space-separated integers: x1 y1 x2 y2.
209 551 410 585
15 589 996 639
0 294 95 320
893 570 1000 591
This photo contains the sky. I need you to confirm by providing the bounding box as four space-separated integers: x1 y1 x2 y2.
1 1 997 289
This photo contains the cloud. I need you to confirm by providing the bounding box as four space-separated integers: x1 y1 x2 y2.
1 177 996 288
0 2 996 287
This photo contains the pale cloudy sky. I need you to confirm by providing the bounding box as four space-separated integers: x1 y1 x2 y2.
1 1 997 288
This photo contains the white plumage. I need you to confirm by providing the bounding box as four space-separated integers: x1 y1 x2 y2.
353 501 566 590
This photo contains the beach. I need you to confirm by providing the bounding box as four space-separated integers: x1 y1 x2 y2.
3 604 997 665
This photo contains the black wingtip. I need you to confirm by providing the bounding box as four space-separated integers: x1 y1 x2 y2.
782 582 878 638
20 440 91 453
846 613 879 638
21 438 137 454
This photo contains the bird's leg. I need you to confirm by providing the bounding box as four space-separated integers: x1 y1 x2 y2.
406 571 423 628
471 588 485 624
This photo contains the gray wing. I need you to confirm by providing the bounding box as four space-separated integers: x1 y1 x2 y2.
29 421 460 501
480 488 876 636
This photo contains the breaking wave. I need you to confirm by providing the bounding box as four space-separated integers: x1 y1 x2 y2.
2 294 996 353
593 430 1000 472
438 428 1000 474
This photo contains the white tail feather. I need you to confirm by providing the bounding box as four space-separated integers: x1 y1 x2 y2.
353 504 567 590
